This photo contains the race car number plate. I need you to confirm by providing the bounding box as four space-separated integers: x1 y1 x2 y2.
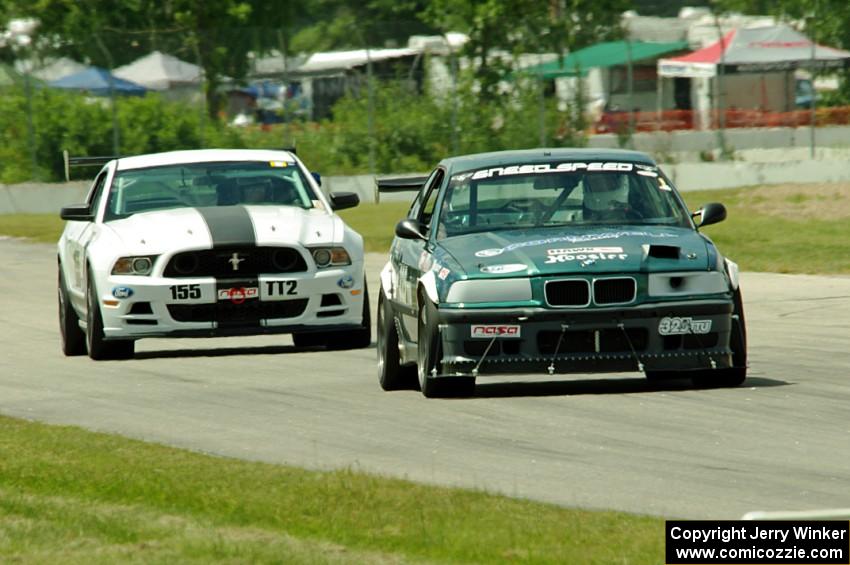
470 325 521 338
217 287 259 304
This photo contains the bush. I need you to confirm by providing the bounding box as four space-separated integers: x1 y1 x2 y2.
0 77 589 183
0 88 243 183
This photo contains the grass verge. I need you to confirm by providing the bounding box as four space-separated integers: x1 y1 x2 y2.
2 184 849 273
0 415 664 563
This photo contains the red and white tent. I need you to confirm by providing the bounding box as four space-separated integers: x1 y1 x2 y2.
658 24 850 78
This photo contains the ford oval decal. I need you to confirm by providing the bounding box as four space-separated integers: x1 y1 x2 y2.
112 286 134 299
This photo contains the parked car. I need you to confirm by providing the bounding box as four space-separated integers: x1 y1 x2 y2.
58 149 370 360
376 148 746 397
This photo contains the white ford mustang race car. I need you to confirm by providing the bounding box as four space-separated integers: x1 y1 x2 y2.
58 149 370 360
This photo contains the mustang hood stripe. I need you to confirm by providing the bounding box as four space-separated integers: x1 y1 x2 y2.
196 206 257 247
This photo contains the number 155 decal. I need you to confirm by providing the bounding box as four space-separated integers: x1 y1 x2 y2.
170 284 201 300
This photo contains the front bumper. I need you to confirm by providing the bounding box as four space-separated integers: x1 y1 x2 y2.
434 299 736 377
98 265 365 339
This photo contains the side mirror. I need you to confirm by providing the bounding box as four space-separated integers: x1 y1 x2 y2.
311 171 322 187
60 203 94 222
395 218 427 241
329 191 359 211
694 202 726 228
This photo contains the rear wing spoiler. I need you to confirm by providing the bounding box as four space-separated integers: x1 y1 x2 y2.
375 175 429 203
375 175 429 193
63 150 119 182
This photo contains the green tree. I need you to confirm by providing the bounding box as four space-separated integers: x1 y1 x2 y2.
3 0 312 118
421 0 627 100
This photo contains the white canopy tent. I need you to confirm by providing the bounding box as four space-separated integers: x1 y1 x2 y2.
114 50 203 90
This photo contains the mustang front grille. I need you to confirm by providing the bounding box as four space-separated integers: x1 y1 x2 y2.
164 247 307 278
593 277 636 305
167 299 308 323
545 279 590 307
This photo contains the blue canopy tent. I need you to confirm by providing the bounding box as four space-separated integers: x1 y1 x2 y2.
49 66 147 96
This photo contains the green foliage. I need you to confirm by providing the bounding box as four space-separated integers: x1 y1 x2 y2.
0 88 242 183
0 74 591 182
421 0 627 99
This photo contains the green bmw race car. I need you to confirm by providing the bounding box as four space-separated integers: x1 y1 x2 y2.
376 149 746 398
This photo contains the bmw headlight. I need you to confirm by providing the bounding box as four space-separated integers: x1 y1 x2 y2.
311 247 351 268
647 271 728 297
112 255 157 276
446 279 532 303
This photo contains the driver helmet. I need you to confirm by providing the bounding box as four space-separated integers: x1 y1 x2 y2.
240 179 272 203
583 173 629 213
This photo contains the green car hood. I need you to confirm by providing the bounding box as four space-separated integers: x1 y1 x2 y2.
436 226 712 278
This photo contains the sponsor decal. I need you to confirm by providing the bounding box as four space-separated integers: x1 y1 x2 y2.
473 231 676 259
269 161 288 167
545 246 628 265
480 263 527 274
417 251 433 272
475 248 504 258
438 267 450 280
217 286 259 305
657 176 672 191
658 316 712 336
337 275 355 289
471 325 521 338
452 162 635 181
111 286 134 299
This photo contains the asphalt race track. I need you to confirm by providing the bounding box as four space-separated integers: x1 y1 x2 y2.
1 237 849 519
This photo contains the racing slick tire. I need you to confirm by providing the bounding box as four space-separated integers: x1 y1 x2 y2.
293 280 371 350
58 265 86 356
691 288 747 388
417 295 475 398
377 291 416 391
85 270 134 361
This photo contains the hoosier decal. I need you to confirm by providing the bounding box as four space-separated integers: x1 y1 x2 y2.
658 317 712 336
545 247 627 264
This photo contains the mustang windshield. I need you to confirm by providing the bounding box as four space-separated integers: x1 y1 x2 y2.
437 162 692 238
104 161 318 221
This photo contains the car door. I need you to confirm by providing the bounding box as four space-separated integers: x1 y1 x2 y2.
393 167 445 342
65 168 109 310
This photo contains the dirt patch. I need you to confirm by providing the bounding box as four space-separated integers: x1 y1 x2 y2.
737 182 850 220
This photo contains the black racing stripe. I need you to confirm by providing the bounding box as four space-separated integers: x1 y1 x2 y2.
196 206 256 247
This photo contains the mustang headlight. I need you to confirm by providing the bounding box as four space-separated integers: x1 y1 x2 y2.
648 271 728 297
112 255 157 276
311 247 351 268
446 279 532 304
